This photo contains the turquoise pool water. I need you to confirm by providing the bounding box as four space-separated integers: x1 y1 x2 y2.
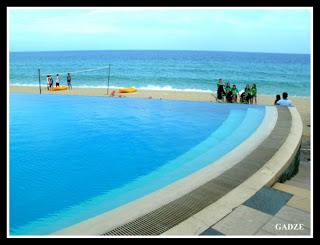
10 93 265 235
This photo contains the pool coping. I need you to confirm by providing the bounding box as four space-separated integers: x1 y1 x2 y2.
52 105 279 236
100 107 296 236
162 107 303 236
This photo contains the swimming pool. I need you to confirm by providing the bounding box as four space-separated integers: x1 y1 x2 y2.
9 93 265 235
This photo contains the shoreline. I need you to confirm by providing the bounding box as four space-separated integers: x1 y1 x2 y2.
9 84 311 98
9 85 310 138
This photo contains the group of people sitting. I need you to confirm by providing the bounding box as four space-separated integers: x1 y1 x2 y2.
274 92 293 106
215 79 293 107
47 73 72 90
216 79 257 104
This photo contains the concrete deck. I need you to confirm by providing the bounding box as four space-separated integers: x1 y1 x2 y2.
199 125 311 237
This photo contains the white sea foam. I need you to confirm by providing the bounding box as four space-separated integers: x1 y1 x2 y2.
74 85 123 89
10 83 309 97
61 84 213 93
11 83 39 87
138 85 212 93
75 84 213 93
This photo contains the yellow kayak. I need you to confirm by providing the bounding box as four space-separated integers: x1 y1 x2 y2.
119 87 137 93
52 86 68 91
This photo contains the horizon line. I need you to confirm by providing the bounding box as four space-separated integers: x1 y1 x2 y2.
9 49 310 55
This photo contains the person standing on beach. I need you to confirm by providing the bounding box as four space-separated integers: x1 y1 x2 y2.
231 84 239 103
67 73 72 90
47 75 52 90
244 84 252 104
216 80 226 102
225 82 231 92
217 78 223 89
247 84 254 104
50 76 54 90
56 74 60 87
276 92 293 106
225 83 233 103
251 83 257 104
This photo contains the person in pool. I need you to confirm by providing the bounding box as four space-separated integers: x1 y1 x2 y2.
274 94 281 105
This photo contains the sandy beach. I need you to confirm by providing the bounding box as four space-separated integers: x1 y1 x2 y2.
10 85 311 139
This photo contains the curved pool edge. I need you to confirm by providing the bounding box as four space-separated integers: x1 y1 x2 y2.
51 106 277 236
162 107 303 236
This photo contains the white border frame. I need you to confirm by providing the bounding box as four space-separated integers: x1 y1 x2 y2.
7 6 313 238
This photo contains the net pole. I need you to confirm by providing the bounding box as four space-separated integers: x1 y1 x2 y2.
38 68 41 94
107 64 111 95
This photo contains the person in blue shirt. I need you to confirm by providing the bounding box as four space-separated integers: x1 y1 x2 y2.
276 92 293 106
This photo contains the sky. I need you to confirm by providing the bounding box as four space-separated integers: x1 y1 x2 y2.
8 7 311 54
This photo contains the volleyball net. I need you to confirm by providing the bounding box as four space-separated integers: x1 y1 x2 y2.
37 64 111 94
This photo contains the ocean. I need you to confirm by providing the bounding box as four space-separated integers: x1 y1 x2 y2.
9 50 310 96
